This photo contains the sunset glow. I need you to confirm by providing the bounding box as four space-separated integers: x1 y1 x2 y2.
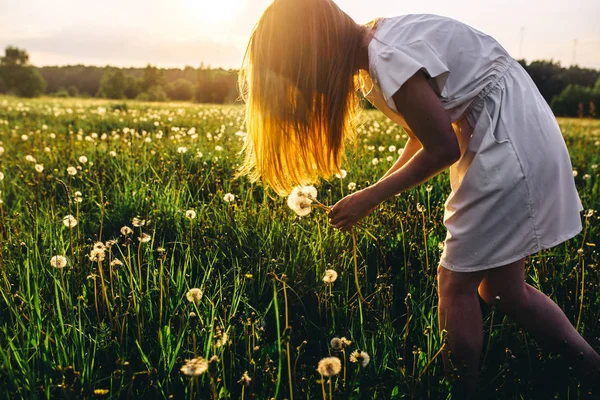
183 0 246 24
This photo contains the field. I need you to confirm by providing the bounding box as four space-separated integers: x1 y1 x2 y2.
0 96 598 399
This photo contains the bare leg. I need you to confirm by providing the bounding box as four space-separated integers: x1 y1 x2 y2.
478 258 600 381
437 265 488 398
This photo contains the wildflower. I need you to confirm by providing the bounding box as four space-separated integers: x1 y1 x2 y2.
177 147 188 154
185 209 197 219
348 182 357 191
238 371 252 387
186 288 203 304
132 217 146 227
386 156 394 162
89 248 105 262
35 164 44 172
349 350 371 368
388 145 397 152
50 255 68 269
287 185 317 217
0 146 4 155
578 248 584 256
335 169 347 179
426 185 433 192
322 269 338 284
317 357 342 377
109 151 117 157
93 241 106 251
215 328 229 348
78 155 88 164
63 215 78 228
180 357 208 376
93 389 110 396
378 146 385 152
215 145 223 151
583 174 591 180
138 233 151 243
25 155 36 162
592 164 598 170
0 172 4 180
67 166 77 176
372 158 379 165
120 226 133 236
573 170 578 177
584 209 594 218
330 337 343 350
223 193 235 202
340 337 352 347
74 191 83 203
110 259 123 267
416 203 426 213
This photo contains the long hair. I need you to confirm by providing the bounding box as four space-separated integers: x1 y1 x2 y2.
237 0 366 195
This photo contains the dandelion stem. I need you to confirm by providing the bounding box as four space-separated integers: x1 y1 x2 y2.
576 215 590 331
351 229 368 305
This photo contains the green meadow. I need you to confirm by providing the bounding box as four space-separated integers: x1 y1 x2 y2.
0 96 598 399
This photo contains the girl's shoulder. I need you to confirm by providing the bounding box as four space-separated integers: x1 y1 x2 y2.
374 14 469 45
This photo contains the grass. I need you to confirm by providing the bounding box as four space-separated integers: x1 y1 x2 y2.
0 95 598 399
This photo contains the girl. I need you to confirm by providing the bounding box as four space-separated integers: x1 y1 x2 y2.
237 0 600 396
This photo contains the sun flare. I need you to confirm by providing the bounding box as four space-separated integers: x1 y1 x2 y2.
184 0 245 24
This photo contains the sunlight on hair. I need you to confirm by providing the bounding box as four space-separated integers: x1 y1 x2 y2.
237 0 371 195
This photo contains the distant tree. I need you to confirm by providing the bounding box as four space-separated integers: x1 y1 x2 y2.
97 68 126 99
141 64 165 91
167 78 194 101
136 85 168 102
124 76 141 99
551 84 600 118
0 46 46 97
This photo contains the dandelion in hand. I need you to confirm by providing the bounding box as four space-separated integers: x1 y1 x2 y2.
287 185 318 217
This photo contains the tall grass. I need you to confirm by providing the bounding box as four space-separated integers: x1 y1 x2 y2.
0 96 598 398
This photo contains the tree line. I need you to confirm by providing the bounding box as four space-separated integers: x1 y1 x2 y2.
1 46 599 118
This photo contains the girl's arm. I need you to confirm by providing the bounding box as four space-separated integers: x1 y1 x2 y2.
329 71 459 231
378 133 422 182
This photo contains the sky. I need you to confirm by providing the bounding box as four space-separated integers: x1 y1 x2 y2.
1 0 599 70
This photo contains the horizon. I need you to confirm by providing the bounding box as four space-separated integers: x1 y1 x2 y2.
1 0 599 70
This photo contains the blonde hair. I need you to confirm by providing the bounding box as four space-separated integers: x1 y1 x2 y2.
237 0 367 195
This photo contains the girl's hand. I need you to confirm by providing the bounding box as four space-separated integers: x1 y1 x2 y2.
329 188 379 232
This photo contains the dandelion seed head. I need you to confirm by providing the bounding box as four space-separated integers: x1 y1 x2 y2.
132 217 146 227
347 182 357 191
416 203 426 213
223 193 235 202
35 164 44 172
67 166 77 176
335 169 347 179
25 155 36 162
0 172 4 180
349 350 370 367
186 288 203 304
330 337 343 350
120 226 133 236
317 357 342 377
340 337 352 347
89 248 105 262
238 371 252 387
78 155 88 164
573 170 578 177
180 357 208 376
322 269 338 284
185 209 197 219
110 259 123 267
138 233 151 243
63 214 78 228
50 255 68 269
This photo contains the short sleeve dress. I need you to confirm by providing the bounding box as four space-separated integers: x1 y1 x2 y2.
364 14 583 272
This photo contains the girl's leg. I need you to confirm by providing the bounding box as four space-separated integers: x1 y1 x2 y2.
436 264 488 398
478 257 600 381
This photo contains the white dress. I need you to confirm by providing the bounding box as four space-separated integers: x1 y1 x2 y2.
365 14 583 272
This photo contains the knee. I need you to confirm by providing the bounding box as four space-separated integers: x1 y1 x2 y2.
478 282 530 312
